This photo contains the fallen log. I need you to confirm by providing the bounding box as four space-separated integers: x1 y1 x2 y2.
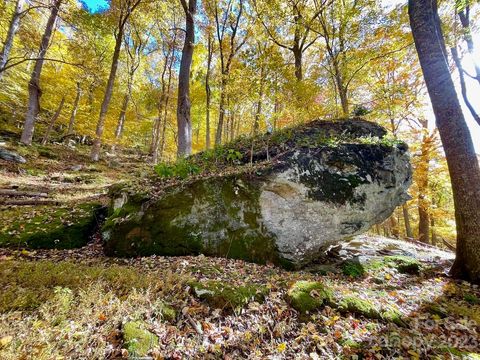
0 189 48 198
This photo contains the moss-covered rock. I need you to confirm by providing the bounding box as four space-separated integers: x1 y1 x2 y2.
190 280 268 311
341 255 421 278
341 260 366 278
104 119 412 268
381 307 406 327
384 255 421 274
0 203 105 249
338 296 381 319
286 281 333 313
123 321 158 357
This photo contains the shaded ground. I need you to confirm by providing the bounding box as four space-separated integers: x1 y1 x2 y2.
0 235 479 359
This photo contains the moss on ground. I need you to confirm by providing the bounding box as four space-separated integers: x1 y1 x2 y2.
0 260 177 312
157 303 176 322
341 255 421 278
0 203 104 249
123 321 159 357
341 260 366 278
338 296 381 319
384 255 421 274
190 280 268 311
286 281 333 313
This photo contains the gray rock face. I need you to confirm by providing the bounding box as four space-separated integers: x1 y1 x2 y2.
258 145 411 265
103 119 412 268
0 147 26 163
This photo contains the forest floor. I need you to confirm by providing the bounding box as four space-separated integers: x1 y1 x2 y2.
0 236 479 359
1 141 479 359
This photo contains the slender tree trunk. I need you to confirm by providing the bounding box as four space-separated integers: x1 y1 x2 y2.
158 47 176 161
390 212 400 238
111 91 130 153
431 216 438 246
177 0 196 157
332 59 348 116
403 204 413 238
451 47 480 126
152 94 165 165
409 0 480 283
254 66 265 133
67 82 81 135
458 7 480 87
151 46 170 161
0 0 25 80
230 111 235 140
20 0 62 145
41 96 65 145
215 76 227 145
205 34 213 150
417 119 431 243
91 25 124 161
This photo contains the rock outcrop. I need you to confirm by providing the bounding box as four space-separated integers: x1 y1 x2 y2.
103 118 412 268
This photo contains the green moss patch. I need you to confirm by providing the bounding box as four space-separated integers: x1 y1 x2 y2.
384 256 421 274
190 280 268 311
341 260 366 278
123 321 158 357
338 296 381 319
286 281 333 314
341 255 422 278
0 203 104 249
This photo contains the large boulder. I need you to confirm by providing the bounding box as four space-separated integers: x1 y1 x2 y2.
103 119 412 268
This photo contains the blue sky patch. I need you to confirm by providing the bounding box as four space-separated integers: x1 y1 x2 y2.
81 0 110 13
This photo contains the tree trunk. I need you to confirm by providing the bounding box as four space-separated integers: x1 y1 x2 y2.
390 212 400 238
157 45 176 162
451 47 480 126
403 204 413 238
254 66 265 133
205 34 213 150
293 47 303 81
332 59 349 116
0 0 25 80
177 0 196 158
91 25 124 161
41 96 65 145
115 92 130 139
215 76 227 145
417 119 431 243
409 0 480 283
458 7 480 87
67 82 81 135
20 0 62 145
430 216 438 246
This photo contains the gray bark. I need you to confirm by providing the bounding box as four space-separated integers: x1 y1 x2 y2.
0 0 25 80
176 0 197 157
67 82 81 135
409 0 480 283
41 96 65 145
20 0 62 145
90 0 142 161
